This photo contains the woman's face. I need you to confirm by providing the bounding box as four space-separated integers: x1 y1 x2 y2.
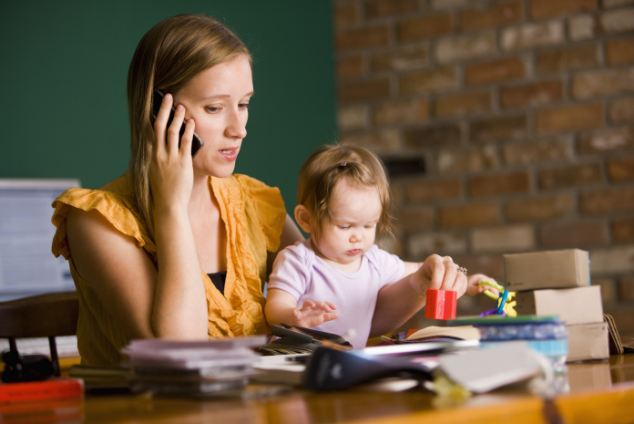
175 54 253 178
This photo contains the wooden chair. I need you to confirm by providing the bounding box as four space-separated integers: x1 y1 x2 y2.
0 291 78 377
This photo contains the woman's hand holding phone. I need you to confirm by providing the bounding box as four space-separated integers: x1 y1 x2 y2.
152 90 203 156
149 91 196 213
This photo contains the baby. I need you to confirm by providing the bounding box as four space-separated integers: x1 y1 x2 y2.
265 144 479 348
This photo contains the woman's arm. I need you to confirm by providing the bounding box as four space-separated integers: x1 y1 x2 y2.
66 206 208 340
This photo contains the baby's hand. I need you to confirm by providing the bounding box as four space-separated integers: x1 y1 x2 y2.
291 300 337 328
466 273 499 296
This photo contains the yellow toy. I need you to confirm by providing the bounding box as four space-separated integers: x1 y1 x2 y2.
477 280 517 317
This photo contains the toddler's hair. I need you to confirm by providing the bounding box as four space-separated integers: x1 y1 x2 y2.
297 144 392 238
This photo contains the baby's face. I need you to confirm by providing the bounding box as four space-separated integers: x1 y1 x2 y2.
313 178 381 270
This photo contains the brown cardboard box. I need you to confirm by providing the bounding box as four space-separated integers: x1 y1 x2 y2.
515 286 603 325
566 322 609 362
504 249 590 291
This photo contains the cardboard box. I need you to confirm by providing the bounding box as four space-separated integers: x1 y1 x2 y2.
504 249 590 291
566 322 609 362
515 286 603 325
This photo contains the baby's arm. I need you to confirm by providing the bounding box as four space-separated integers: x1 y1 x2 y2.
265 289 337 328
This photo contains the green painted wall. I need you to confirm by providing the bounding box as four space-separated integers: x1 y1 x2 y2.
0 1 336 211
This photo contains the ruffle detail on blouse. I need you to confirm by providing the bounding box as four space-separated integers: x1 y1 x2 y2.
51 180 153 259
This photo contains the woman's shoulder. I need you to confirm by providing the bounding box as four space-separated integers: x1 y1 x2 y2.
53 174 138 222
52 174 149 258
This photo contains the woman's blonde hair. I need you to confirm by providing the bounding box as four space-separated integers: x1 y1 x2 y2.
127 14 250 243
297 144 392 239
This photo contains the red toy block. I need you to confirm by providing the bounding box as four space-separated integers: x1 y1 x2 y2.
424 289 457 320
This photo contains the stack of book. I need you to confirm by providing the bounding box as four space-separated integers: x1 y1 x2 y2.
122 336 265 397
449 315 568 365
505 249 609 362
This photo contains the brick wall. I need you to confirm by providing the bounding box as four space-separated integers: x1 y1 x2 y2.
332 0 634 334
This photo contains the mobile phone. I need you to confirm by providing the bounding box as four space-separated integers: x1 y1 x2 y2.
152 89 203 156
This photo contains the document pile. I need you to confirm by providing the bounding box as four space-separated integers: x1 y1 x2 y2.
122 336 265 396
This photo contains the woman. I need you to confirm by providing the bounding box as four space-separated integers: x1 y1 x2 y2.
52 14 302 366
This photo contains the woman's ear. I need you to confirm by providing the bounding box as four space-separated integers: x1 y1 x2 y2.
294 205 313 234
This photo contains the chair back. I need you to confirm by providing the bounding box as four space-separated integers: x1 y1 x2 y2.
0 291 78 338
0 291 78 378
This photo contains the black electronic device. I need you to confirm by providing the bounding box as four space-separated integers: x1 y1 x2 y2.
254 324 352 355
152 89 203 156
302 346 433 391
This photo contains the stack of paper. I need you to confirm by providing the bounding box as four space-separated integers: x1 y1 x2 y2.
122 336 265 396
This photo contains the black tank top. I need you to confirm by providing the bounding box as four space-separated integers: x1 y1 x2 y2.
208 271 227 295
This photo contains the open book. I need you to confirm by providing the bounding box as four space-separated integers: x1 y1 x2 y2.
404 325 480 342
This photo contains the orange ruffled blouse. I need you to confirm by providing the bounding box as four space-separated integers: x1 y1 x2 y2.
51 173 286 366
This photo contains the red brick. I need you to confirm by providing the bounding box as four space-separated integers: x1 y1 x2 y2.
501 21 564 50
439 203 501 228
399 67 458 94
469 171 530 196
373 98 430 126
405 178 463 202
338 105 369 131
335 25 390 51
436 32 498 63
578 127 634 154
535 43 599 74
592 277 617 304
538 163 603 189
610 97 634 124
471 225 536 252
530 0 598 18
601 7 634 33
465 57 525 85
573 68 634 99
407 232 467 258
339 129 401 152
500 80 563 108
580 186 634 214
370 45 428 72
437 145 499 174
569 14 597 41
535 103 603 134
604 0 634 8
435 91 491 118
394 206 435 232
397 14 453 41
505 194 575 221
591 246 634 273
612 217 634 242
336 54 366 80
608 155 634 182
334 1 361 29
470 115 527 142
619 274 634 302
338 77 390 104
365 0 419 18
460 0 523 31
452 254 505 282
606 36 634 65
540 220 609 248
503 137 573 165
403 124 462 148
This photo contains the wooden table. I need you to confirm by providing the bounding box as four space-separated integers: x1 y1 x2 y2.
2 355 634 423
